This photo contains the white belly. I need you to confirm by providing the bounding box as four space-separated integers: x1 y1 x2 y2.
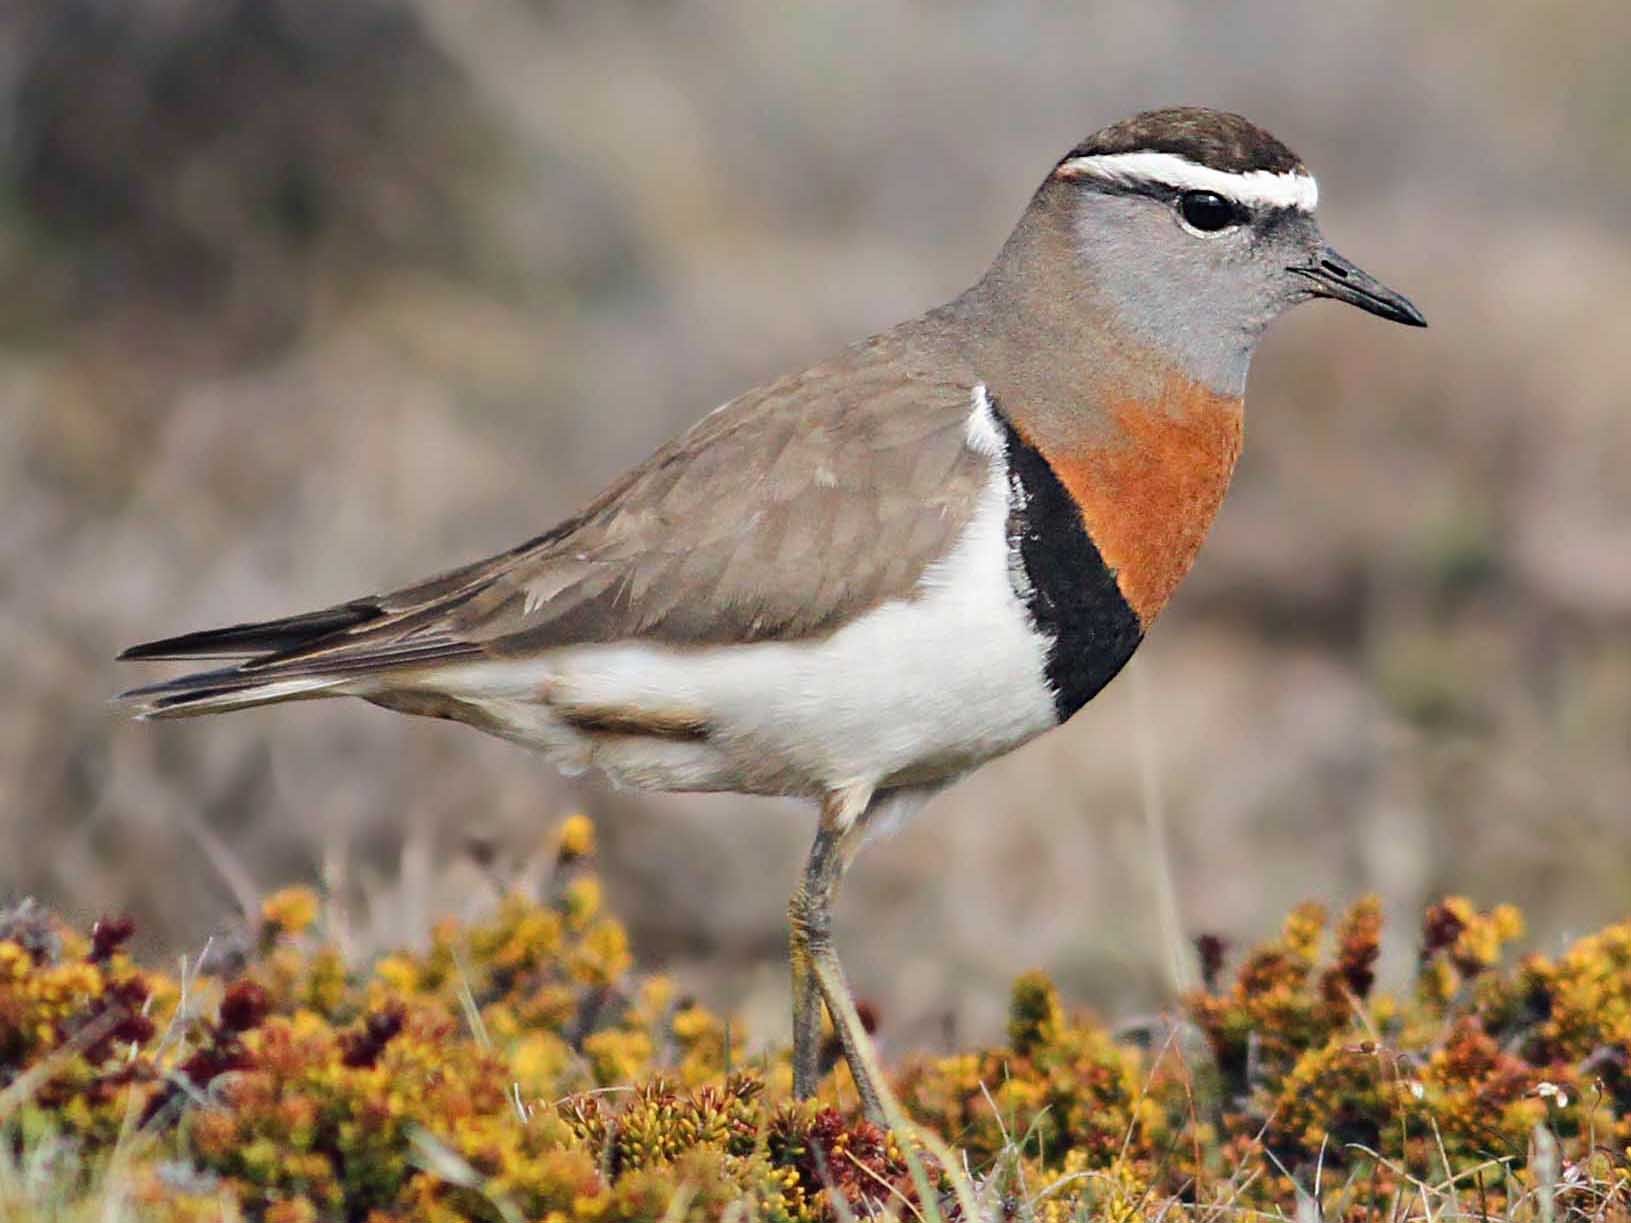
369 399 1059 797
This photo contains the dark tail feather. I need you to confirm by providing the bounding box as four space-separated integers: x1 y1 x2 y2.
117 634 482 719
117 586 490 718
116 665 346 719
118 600 385 661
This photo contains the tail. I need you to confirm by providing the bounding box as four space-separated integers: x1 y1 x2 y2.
118 668 349 719
118 601 385 662
117 599 478 719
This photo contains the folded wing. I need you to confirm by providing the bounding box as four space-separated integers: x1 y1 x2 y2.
119 334 990 718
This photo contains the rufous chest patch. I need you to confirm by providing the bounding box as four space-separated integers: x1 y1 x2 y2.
1041 380 1244 627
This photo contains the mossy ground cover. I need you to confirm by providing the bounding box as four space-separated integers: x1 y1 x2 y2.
3 816 1629 1221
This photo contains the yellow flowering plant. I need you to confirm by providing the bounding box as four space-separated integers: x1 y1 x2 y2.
2 823 1629 1221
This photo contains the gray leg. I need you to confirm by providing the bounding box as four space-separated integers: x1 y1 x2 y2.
788 785 936 1121
789 821 889 1119
807 912 886 1121
788 822 845 1101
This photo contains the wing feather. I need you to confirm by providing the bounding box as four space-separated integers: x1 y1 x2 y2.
119 330 993 716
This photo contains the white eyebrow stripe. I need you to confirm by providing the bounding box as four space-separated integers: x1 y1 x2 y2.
1056 151 1319 212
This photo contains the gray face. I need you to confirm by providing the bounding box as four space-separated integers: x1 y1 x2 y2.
1066 180 1424 395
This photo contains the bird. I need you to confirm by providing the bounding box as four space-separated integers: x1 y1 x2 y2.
119 107 1425 1120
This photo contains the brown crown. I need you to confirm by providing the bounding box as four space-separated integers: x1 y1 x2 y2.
1063 107 1305 176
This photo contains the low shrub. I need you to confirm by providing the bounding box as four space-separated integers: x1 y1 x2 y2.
2 817 1627 1221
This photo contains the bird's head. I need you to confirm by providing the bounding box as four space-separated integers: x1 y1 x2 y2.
1034 107 1424 392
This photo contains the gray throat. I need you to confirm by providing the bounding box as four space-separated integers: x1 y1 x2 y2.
913 182 1257 440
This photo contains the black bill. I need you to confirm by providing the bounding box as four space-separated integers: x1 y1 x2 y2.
1289 246 1427 327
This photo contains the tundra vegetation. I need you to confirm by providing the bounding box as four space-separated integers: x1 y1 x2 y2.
2 816 1628 1222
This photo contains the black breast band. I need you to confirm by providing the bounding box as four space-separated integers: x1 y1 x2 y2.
990 394 1144 722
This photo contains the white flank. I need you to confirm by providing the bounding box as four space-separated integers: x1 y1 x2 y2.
1057 151 1318 212
411 416 1058 798
967 382 1035 605
965 383 1004 457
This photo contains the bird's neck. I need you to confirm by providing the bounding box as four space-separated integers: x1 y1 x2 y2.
920 207 1248 626
948 185 1256 400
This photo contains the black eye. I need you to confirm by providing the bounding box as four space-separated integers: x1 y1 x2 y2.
1178 190 1241 232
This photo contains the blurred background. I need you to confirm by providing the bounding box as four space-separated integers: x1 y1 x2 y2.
3 0 1628 1055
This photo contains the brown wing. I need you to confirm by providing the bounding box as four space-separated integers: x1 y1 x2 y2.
448 336 988 654
122 329 991 701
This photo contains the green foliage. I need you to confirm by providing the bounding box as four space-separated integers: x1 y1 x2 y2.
2 819 1629 1221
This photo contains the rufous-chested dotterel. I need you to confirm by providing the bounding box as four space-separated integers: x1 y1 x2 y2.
118 107 1426 1120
